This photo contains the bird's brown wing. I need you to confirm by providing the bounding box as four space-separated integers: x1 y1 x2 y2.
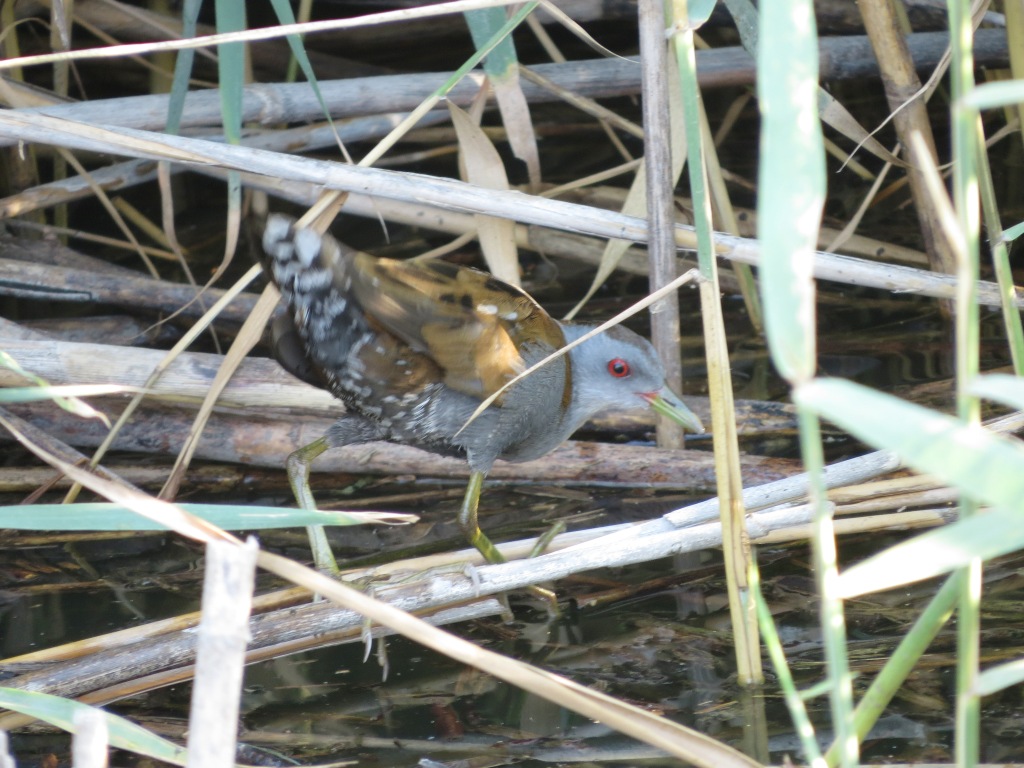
346 255 565 399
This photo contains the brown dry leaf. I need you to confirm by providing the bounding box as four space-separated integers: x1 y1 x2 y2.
491 72 541 189
448 100 520 286
819 89 910 169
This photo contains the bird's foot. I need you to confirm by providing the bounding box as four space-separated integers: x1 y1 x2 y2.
360 612 391 680
462 562 484 594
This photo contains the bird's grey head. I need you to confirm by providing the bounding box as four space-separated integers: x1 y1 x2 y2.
560 323 704 435
563 324 668 415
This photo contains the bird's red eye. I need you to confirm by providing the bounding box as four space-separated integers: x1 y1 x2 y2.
608 358 631 378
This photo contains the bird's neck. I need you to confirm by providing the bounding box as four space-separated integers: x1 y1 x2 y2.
557 322 598 345
557 322 607 433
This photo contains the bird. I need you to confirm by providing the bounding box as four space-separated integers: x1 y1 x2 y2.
261 214 704 572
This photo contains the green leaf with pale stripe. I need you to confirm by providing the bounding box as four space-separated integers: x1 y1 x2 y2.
688 0 717 26
214 0 245 146
976 657 1024 697
0 688 187 766
838 505 1024 598
165 0 201 135
795 378 1024 595
0 352 111 424
0 503 415 531
267 0 342 142
0 385 136 403
756 0 825 383
1002 220 1024 243
797 378 1024 511
214 0 245 215
970 373 1024 409
465 7 517 79
464 5 540 189
961 79 1024 110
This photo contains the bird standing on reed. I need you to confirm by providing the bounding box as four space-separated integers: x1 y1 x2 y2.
262 214 703 571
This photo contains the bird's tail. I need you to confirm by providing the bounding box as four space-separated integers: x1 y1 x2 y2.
261 214 368 382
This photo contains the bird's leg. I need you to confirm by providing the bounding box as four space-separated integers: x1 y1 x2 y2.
528 521 566 559
457 470 506 564
285 435 337 574
459 471 560 611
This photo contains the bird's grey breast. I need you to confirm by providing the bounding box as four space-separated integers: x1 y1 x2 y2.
466 342 574 465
